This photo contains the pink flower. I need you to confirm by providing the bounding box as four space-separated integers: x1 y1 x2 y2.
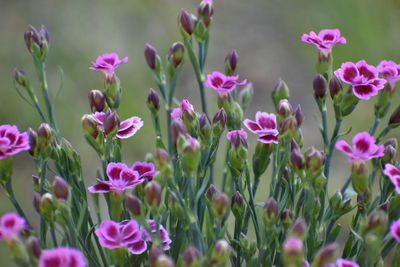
39 247 86 267
95 220 142 249
170 99 195 121
146 219 172 250
377 60 400 91
170 108 181 119
301 29 346 52
0 125 30 160
88 163 144 194
90 53 128 79
226 129 248 148
206 71 247 96
0 212 25 241
93 112 143 139
132 161 157 181
336 259 359 267
243 112 279 144
390 218 400 243
383 163 400 194
334 60 386 100
335 132 384 162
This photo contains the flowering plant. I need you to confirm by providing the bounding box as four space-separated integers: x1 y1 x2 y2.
2 1 400 266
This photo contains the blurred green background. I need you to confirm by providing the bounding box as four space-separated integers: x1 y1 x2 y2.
1 0 400 265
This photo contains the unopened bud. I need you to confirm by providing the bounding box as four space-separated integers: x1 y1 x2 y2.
103 111 120 136
224 49 238 76
365 209 388 237
24 26 40 54
290 149 305 170
313 243 339 267
305 147 325 174
180 137 201 175
145 181 162 208
199 114 211 143
52 176 68 201
28 129 38 157
281 209 294 227
389 105 400 128
168 42 185 69
33 193 41 213
280 116 298 137
149 246 164 267
156 255 175 267
384 138 398 150
277 99 293 118
182 246 202 267
272 78 290 107
239 82 254 111
14 68 29 87
313 74 327 99
283 237 303 266
294 105 304 126
198 0 214 28
211 240 231 265
147 89 160 114
329 76 343 100
351 161 369 194
178 10 194 37
144 44 159 71
212 193 230 217
231 191 245 217
212 108 227 137
37 123 52 148
205 184 219 202
382 145 396 165
126 194 144 218
40 193 56 221
88 90 105 112
291 217 307 239
171 119 187 145
263 197 278 223
27 236 41 259
81 114 99 139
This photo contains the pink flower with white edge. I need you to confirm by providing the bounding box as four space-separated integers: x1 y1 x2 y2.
390 218 400 243
301 29 346 53
377 60 400 91
206 71 247 96
334 60 386 100
243 112 279 144
336 132 384 162
88 163 144 194
383 163 400 194
132 161 157 181
93 112 143 139
39 247 86 267
337 258 359 267
95 220 142 250
0 125 30 160
0 212 25 241
226 129 248 149
90 52 128 79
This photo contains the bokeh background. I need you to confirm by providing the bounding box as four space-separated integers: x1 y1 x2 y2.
1 0 400 265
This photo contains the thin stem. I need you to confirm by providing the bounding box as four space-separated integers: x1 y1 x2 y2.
3 181 31 227
369 116 380 135
324 119 342 179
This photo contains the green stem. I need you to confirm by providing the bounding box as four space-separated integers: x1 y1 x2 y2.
324 119 342 180
369 116 380 135
3 181 31 227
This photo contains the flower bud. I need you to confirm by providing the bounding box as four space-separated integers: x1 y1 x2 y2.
329 76 343 100
382 144 396 166
263 197 278 223
88 90 106 112
313 74 327 99
180 137 201 176
351 161 369 194
211 240 231 265
205 184 219 202
294 105 304 127
147 89 160 114
290 217 307 239
33 193 41 213
37 123 52 148
144 44 159 71
149 246 163 267
182 246 202 267
126 194 144 218
281 209 294 227
178 9 194 37
198 0 214 28
156 255 175 267
277 99 293 118
282 237 303 266
198 114 211 144
313 243 339 267
364 209 388 237
384 138 397 150
52 176 68 201
389 104 400 128
224 49 238 76
290 148 305 170
280 116 298 137
14 68 29 88
212 193 230 218
231 191 245 217
145 181 162 208
171 119 187 145
104 75 121 109
305 147 325 174
103 111 120 136
272 78 290 107
212 108 227 137
239 82 254 111
81 114 99 139
27 236 41 259
40 193 56 222
168 42 185 69
28 129 38 157
24 25 40 54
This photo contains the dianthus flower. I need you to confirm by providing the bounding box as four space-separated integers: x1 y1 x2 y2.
226 129 248 148
301 29 346 53
383 163 400 194
93 112 143 139
334 60 386 100
206 71 247 96
0 212 25 241
39 247 86 267
132 161 157 181
88 162 144 194
336 258 359 267
243 112 279 143
390 218 400 243
335 132 384 162
90 53 128 79
377 60 400 91
95 220 142 249
0 125 30 160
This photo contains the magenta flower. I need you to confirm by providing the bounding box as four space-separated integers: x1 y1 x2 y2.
95 220 142 249
334 60 386 100
170 108 181 119
377 60 400 91
0 212 25 241
0 125 30 160
383 163 400 194
301 29 346 53
336 259 359 267
206 71 247 96
90 52 128 79
336 132 384 162
39 247 86 267
93 112 143 139
390 218 400 243
226 129 248 148
132 161 157 181
243 112 279 144
88 163 144 194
